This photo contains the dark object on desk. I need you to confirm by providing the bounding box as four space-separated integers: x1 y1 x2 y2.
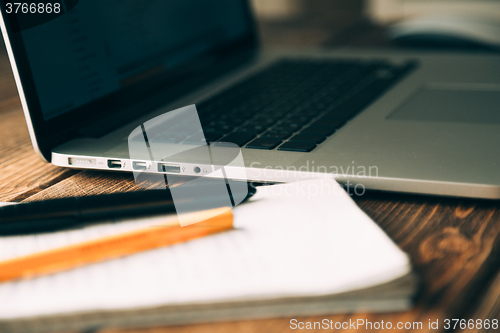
390 13 500 50
0 183 255 236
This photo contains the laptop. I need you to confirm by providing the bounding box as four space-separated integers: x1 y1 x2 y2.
1 0 499 199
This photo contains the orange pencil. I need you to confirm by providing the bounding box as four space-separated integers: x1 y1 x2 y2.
0 207 232 283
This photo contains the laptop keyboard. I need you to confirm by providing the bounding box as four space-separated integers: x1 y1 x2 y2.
157 58 417 152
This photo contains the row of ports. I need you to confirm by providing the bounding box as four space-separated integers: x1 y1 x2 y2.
106 160 185 173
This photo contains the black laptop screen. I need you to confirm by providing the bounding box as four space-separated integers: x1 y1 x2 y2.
10 0 250 120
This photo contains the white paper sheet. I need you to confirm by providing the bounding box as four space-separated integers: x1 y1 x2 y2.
0 179 411 319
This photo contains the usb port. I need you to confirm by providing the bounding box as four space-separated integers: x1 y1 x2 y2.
107 160 122 169
133 161 148 171
158 163 181 173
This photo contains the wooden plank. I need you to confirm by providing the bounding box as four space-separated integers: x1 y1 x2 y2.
356 193 500 319
0 106 77 202
21 170 145 201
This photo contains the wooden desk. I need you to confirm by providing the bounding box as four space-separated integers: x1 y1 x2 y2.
1 6 499 332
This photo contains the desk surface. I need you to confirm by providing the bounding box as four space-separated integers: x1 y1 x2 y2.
1 4 500 332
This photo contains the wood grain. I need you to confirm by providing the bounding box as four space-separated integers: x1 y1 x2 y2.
0 106 78 202
461 271 500 333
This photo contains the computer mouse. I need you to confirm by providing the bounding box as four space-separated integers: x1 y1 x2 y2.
389 13 500 49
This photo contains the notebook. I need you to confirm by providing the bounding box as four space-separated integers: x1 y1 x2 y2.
0 179 417 333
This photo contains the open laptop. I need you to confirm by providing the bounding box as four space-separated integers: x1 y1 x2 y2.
1 0 499 199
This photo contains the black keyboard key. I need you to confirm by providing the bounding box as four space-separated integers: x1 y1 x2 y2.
260 130 292 140
262 110 290 119
246 138 282 150
204 124 233 134
217 117 246 126
281 120 304 127
294 108 322 117
289 134 326 144
239 123 268 133
273 123 303 132
218 132 256 147
252 116 279 126
278 141 317 152
307 101 329 110
287 115 312 124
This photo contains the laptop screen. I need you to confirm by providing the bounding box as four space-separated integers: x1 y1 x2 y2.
10 0 250 121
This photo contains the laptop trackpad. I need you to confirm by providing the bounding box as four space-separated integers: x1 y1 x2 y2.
387 85 500 124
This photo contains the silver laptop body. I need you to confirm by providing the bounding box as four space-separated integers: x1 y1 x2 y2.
2 2 499 199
